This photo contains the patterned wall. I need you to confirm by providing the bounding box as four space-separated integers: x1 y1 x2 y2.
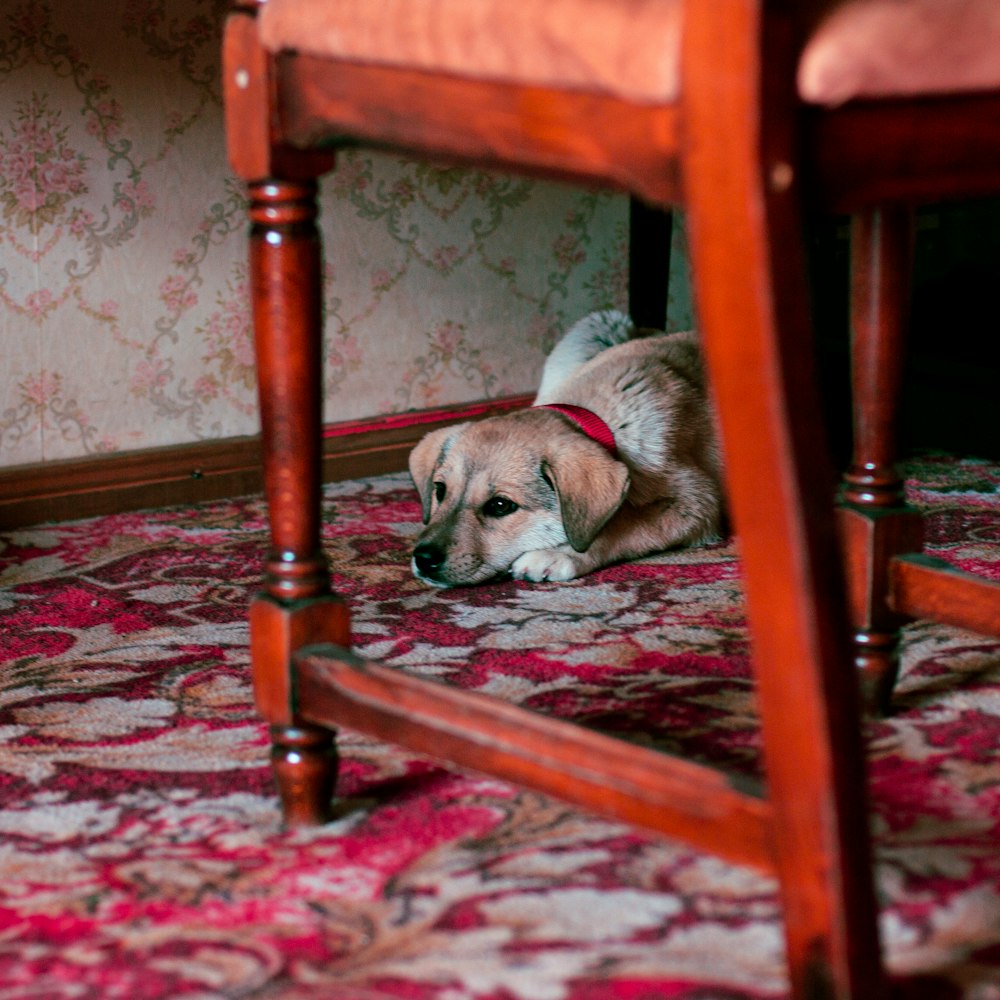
0 0 693 471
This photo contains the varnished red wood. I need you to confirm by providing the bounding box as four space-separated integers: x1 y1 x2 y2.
222 8 272 182
806 93 1000 213
223 3 335 183
681 6 884 995
275 55 682 204
0 397 535 530
295 645 774 870
249 179 330 601
839 207 920 712
891 554 1000 635
837 504 924 713
268 722 340 827
249 594 349 726
844 208 915 509
222 0 1000 995
247 177 346 822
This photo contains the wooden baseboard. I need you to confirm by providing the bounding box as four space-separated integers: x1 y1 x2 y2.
0 396 532 529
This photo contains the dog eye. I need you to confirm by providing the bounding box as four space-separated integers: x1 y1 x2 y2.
434 482 446 503
483 495 518 518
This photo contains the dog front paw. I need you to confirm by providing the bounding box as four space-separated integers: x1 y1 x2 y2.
511 547 583 583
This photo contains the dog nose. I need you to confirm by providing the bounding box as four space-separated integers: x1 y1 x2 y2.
413 543 445 578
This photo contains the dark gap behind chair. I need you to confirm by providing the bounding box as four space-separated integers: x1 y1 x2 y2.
809 196 1000 466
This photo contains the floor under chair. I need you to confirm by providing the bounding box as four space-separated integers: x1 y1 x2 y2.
0 452 998 999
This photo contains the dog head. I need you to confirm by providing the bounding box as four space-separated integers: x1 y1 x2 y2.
408 409 630 586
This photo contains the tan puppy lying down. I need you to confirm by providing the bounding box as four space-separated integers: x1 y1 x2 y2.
408 310 724 586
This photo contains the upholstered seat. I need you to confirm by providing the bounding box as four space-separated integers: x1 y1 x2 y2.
259 0 1000 108
800 0 1000 104
258 0 684 103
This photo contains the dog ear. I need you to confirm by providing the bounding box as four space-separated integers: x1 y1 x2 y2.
408 424 467 523
542 443 630 552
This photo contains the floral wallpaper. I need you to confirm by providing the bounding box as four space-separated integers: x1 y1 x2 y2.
0 0 693 472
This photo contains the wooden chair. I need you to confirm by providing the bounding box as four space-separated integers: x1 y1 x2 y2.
801 0 1000 713
222 1 1000 994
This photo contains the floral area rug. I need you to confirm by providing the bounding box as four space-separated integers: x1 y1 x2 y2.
1 453 998 999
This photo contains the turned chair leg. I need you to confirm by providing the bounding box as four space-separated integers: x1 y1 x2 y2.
247 177 350 826
839 207 922 714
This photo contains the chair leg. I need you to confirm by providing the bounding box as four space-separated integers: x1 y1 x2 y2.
247 177 349 826
682 12 884 995
688 197 886 997
839 207 922 714
628 198 673 330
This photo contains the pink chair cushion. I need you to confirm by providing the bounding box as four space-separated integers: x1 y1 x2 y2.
259 0 1000 109
258 0 683 104
799 0 1000 106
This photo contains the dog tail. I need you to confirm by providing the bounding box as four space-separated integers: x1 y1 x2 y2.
534 310 637 404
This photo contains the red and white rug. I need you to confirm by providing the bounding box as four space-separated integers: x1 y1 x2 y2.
1 453 998 998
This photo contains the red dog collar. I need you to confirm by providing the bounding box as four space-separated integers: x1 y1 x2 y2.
535 403 618 458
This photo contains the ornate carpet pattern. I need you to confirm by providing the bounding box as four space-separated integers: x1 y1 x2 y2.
0 453 998 999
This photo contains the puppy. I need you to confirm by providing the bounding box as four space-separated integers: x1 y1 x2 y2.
408 310 724 586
